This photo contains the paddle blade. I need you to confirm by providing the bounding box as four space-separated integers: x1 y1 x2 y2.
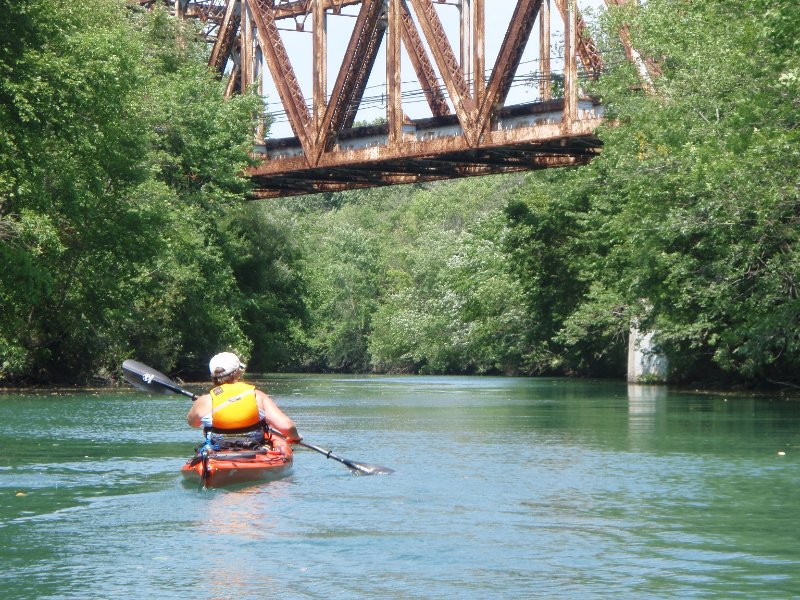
346 461 395 476
122 359 191 398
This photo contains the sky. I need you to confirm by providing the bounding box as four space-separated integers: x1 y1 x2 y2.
258 0 606 138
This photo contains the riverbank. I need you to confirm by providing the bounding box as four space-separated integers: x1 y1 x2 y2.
3 374 799 401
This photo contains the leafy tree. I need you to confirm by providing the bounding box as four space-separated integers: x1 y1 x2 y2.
503 171 626 376
575 0 800 382
370 207 531 374
301 208 385 371
1 0 156 382
0 1 279 383
222 203 308 371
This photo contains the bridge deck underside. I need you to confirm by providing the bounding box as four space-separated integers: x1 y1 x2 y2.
249 98 605 198
249 134 602 198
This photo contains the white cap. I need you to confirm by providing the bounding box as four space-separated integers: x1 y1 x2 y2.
209 352 246 377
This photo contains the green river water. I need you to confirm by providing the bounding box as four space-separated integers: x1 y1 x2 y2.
1 375 798 599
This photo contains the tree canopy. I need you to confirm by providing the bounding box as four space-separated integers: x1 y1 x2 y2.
0 0 304 383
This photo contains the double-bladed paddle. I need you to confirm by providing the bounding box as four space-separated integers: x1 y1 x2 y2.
121 359 394 476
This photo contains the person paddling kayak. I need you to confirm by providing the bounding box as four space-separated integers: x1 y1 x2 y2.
187 352 301 449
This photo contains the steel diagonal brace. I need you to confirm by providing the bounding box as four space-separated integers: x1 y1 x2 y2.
399 0 450 118
408 0 477 145
313 0 386 162
209 0 241 76
249 0 315 154
475 0 542 142
340 3 386 130
552 0 605 75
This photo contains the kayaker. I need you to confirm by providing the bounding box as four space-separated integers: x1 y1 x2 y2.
187 352 302 449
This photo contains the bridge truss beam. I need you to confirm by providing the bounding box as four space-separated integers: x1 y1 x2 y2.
137 0 650 198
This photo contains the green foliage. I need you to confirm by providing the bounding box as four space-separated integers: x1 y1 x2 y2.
222 203 308 371
503 173 626 376
1 0 155 382
578 0 800 382
301 207 385 371
0 1 300 384
369 207 532 374
289 176 537 374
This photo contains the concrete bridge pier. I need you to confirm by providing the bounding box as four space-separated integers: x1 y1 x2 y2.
627 326 668 383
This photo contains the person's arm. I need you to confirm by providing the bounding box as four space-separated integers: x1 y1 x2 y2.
257 390 302 442
187 394 211 428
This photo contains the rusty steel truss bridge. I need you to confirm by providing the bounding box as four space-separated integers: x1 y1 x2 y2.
137 0 655 198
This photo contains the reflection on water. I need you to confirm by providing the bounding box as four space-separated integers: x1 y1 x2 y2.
627 383 665 414
199 478 293 538
0 378 798 599
198 486 279 599
627 383 666 451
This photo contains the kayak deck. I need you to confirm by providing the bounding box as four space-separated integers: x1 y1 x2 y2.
181 436 293 487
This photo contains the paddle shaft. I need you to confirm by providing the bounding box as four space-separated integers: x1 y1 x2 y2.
267 426 366 472
161 381 195 400
121 359 196 400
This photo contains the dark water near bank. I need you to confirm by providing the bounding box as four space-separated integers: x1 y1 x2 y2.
1 376 798 599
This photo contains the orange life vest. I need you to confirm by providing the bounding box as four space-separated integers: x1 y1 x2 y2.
209 382 261 431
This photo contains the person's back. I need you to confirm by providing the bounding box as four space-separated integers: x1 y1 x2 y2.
187 352 301 447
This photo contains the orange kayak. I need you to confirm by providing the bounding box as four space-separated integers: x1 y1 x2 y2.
181 435 293 487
